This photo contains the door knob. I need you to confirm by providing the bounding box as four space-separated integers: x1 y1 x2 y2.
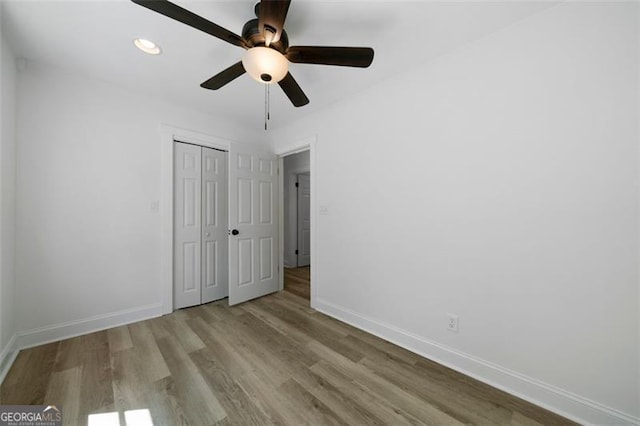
231 229 239 236
205 232 210 237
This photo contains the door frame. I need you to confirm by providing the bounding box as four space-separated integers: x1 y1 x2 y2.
276 136 317 308
160 124 232 315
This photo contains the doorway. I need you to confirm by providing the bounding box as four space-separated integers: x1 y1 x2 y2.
281 150 311 303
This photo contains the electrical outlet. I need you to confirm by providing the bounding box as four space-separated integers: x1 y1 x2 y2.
447 313 459 333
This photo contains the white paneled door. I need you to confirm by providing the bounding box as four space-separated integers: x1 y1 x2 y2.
174 143 202 309
201 147 229 303
228 148 279 306
296 173 311 267
174 142 228 309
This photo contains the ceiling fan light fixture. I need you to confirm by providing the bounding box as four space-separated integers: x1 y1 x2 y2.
242 47 288 84
133 38 162 55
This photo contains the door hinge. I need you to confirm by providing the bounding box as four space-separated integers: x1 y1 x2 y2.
295 249 299 255
295 182 299 187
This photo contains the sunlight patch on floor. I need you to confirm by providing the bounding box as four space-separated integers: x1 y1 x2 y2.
88 409 154 426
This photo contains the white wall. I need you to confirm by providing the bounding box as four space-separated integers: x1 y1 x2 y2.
268 3 639 424
14 60 262 338
283 150 310 267
0 12 17 367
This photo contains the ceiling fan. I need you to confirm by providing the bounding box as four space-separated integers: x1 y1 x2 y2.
131 0 375 107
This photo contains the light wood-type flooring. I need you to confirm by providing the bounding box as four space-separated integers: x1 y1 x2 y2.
284 266 311 300
0 267 576 425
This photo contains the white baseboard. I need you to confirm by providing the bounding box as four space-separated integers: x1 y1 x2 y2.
0 335 19 384
15 303 163 350
315 298 639 426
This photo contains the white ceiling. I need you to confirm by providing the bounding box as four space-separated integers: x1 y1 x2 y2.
1 0 557 131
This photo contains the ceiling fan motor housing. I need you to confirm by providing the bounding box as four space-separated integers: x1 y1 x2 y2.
242 18 289 53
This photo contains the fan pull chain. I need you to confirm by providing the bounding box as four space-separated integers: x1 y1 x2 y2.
264 83 272 131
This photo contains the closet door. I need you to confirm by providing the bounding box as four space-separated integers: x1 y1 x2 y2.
201 148 229 303
174 142 202 309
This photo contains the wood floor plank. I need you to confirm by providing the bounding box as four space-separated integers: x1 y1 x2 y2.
271 294 351 338
111 348 152 413
289 361 388 425
127 321 170 382
256 297 364 363
510 411 546 426
277 284 313 309
144 317 172 340
232 310 320 368
188 302 227 323
331 323 426 365
107 326 133 353
307 340 467 426
240 300 316 346
310 359 425 426
284 266 311 297
44 366 82 425
155 337 227 425
78 340 115 422
54 332 108 373
190 348 273 425
160 314 206 354
206 312 293 386
186 316 257 379
358 354 512 425
277 378 347 426
0 341 59 405
53 336 85 372
189 317 288 425
146 376 190 426
234 370 294 425
0 266 577 426
412 357 573 425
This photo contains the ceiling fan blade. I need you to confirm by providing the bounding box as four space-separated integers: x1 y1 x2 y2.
286 46 374 68
259 0 291 44
131 0 246 48
200 62 246 90
278 72 309 107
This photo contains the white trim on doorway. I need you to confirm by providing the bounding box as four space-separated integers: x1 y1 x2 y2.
275 136 317 308
159 124 233 315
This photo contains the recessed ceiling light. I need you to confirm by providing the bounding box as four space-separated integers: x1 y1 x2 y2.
134 38 161 55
